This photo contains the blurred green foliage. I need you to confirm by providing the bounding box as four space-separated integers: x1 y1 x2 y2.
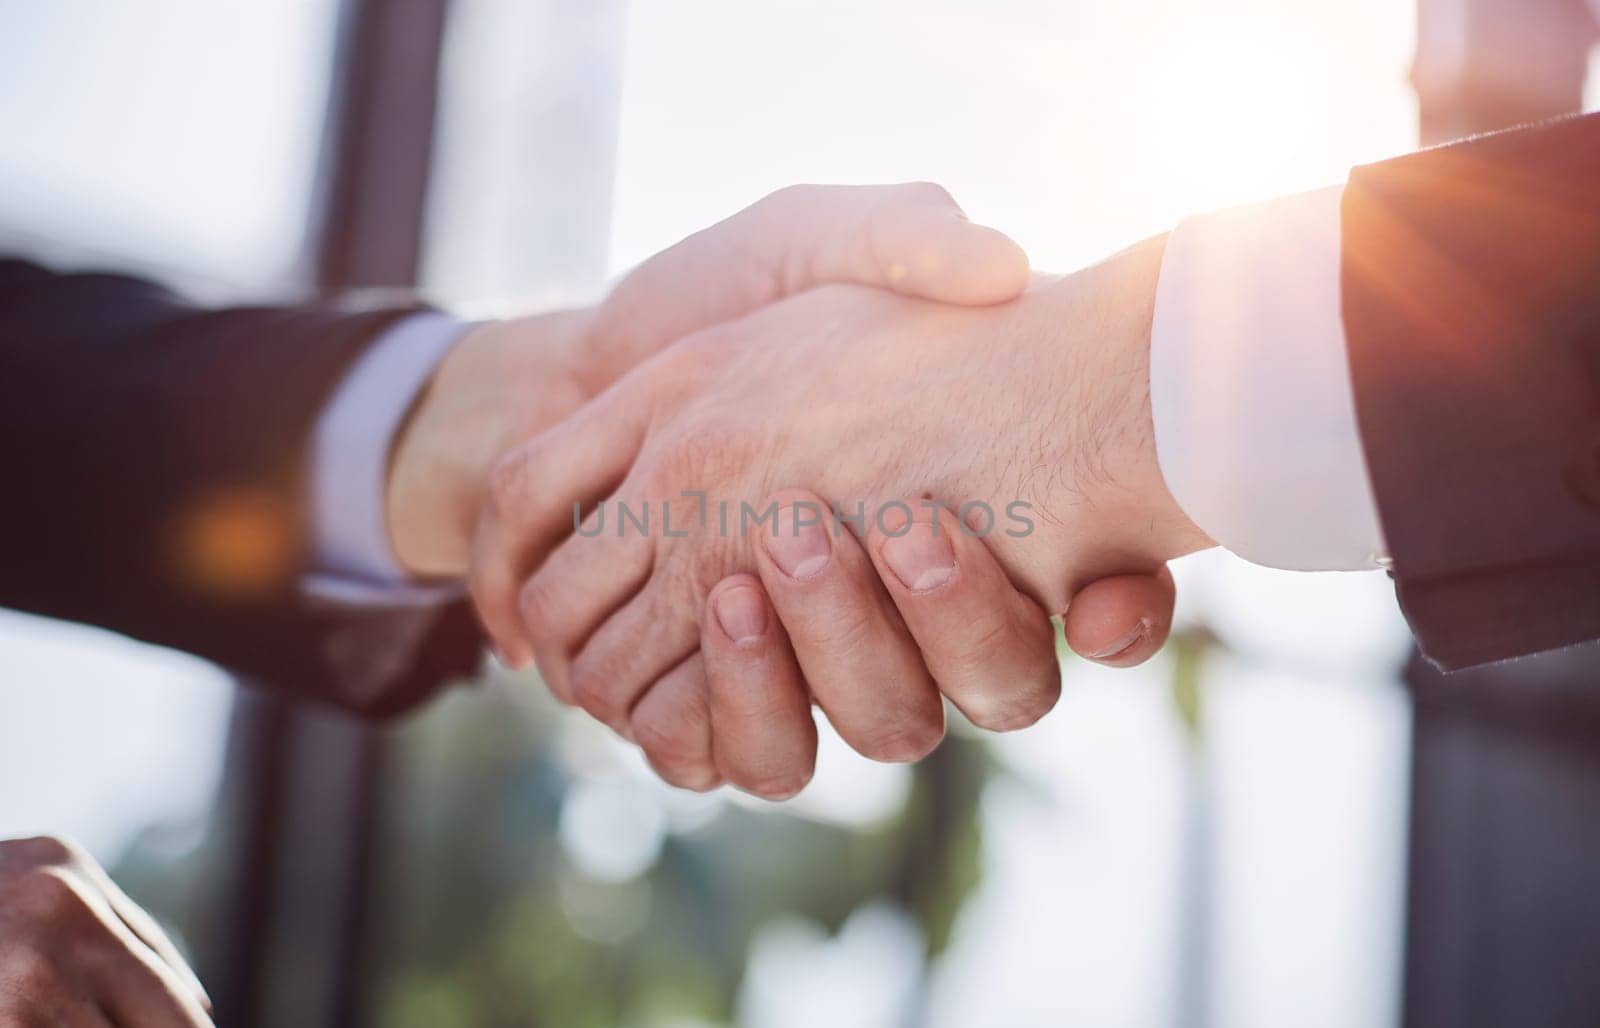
368 675 994 1027
116 666 996 1028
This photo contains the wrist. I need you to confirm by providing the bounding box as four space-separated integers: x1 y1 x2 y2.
1026 235 1212 604
1082 234 1213 558
387 310 591 578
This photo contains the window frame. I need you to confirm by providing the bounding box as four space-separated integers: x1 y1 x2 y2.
203 2 451 1025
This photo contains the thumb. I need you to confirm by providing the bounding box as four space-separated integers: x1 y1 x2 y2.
835 182 1032 305
1063 567 1177 668
581 182 1030 384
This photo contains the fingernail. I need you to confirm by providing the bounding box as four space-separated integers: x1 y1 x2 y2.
714 585 768 644
764 506 832 579
1090 620 1150 662
881 521 955 592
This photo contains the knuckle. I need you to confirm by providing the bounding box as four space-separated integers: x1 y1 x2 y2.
944 611 1061 732
759 183 818 217
517 577 560 643
683 537 744 605
899 180 956 209
736 765 812 801
661 765 721 793
963 685 1058 733
951 610 1019 675
957 663 1062 733
856 717 943 764
661 330 731 380
567 656 622 727
809 609 877 663
486 445 534 520
0 945 59 1000
764 486 825 511
653 422 747 491
17 869 88 926
630 715 685 765
631 715 715 791
1 837 72 870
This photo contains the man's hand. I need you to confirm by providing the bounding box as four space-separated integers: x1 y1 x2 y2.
386 183 1032 578
469 236 1210 781
0 836 212 1027
639 509 1179 795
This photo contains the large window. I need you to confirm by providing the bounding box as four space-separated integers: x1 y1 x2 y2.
0 0 339 293
0 0 341 978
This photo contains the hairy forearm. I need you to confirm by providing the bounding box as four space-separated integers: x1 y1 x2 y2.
998 234 1210 609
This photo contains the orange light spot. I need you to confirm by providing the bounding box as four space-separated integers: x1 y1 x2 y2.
173 488 296 598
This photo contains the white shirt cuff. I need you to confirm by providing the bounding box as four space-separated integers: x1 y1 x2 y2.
305 312 471 606
1149 184 1389 572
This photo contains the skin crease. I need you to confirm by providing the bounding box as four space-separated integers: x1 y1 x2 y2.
475 235 1215 742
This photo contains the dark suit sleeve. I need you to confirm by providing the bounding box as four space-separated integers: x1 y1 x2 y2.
1341 112 1600 669
0 259 481 716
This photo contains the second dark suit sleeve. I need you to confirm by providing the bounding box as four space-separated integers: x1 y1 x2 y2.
0 260 482 717
1341 113 1600 669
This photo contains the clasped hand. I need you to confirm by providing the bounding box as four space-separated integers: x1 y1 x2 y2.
391 184 1206 797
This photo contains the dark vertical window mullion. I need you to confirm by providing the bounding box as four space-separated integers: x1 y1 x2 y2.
210 2 451 1026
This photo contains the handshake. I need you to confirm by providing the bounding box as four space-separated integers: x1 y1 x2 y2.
391 183 1212 798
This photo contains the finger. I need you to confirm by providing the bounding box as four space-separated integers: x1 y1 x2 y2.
519 505 655 703
628 653 721 792
565 571 702 736
753 490 944 763
865 501 1061 731
587 183 1030 375
67 858 209 1015
702 575 818 799
469 386 649 667
89 931 213 1028
743 182 1030 304
1063 567 1176 667
74 887 211 1027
